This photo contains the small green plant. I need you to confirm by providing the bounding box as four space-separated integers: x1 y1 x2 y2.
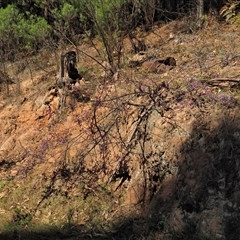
12 207 32 227
78 67 88 77
67 208 75 226
0 181 6 188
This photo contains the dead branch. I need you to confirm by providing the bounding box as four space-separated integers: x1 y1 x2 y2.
205 77 240 88
208 78 240 82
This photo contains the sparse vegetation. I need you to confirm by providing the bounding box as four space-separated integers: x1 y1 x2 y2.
1 1 240 240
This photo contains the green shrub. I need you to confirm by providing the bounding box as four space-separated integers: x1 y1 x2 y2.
52 2 78 26
0 4 50 59
0 5 20 42
17 12 50 50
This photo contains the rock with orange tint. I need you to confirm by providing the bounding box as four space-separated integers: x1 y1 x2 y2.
125 183 145 205
128 51 148 67
142 57 176 73
0 136 16 157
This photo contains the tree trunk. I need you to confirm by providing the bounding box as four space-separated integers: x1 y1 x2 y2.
196 0 204 27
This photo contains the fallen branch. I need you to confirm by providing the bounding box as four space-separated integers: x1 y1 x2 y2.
205 77 240 88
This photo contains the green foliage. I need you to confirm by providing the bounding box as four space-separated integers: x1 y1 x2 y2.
52 2 77 21
0 4 50 56
18 13 50 50
0 5 20 40
220 1 240 25
94 0 128 29
0 181 6 188
12 207 32 226
51 1 82 42
78 67 88 77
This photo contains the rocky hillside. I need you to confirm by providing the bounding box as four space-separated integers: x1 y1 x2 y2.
1 20 240 239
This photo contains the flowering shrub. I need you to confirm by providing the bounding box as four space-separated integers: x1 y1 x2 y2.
183 76 237 107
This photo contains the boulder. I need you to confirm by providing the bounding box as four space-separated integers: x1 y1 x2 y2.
128 52 148 67
142 57 176 73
